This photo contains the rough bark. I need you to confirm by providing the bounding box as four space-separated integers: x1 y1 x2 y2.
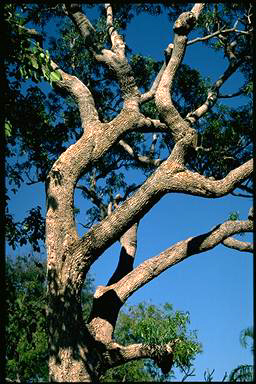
42 3 253 381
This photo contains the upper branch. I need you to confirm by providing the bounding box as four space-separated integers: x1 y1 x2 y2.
105 3 125 57
164 158 253 197
140 4 204 106
155 9 197 141
112 219 253 303
187 27 250 46
50 60 100 127
65 3 140 109
118 139 162 167
154 4 205 161
64 4 97 49
185 57 243 125
222 237 253 252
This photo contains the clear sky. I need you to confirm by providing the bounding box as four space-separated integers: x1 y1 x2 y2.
6 5 253 382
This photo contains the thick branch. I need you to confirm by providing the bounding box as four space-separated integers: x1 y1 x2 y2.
154 5 204 161
107 222 138 286
66 158 252 288
101 340 175 374
112 219 253 303
105 4 125 57
139 6 205 105
155 10 197 142
50 60 100 127
64 4 96 49
65 4 140 109
222 237 253 252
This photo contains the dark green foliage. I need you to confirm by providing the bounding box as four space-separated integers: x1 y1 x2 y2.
6 256 48 382
228 327 254 382
6 255 95 382
188 103 253 180
6 207 45 252
102 302 202 382
229 365 254 382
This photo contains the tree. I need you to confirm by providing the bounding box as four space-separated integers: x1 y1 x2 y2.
6 256 201 382
6 255 49 382
4 3 253 382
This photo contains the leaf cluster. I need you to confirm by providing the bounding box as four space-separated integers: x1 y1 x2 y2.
107 302 202 380
6 207 45 253
6 256 48 382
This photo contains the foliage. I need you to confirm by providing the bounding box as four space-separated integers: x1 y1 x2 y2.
229 365 254 382
6 207 45 252
228 327 254 382
6 255 48 382
102 302 202 381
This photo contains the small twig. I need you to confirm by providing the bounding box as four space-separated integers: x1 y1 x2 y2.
187 27 249 47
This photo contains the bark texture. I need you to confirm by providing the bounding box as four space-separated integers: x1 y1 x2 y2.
42 3 253 381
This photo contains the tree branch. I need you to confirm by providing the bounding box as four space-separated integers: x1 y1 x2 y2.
67 157 252 289
187 27 250 47
185 58 243 125
101 339 176 375
64 4 97 49
65 3 140 109
118 139 161 167
155 9 198 143
222 237 253 252
141 4 204 107
50 60 100 127
107 222 138 286
139 62 166 104
111 219 253 303
105 3 125 57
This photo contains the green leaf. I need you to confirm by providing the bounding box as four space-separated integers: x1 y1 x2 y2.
49 70 62 82
5 120 12 137
30 57 39 69
229 211 239 221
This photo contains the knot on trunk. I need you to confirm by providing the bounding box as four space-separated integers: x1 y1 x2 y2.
173 12 196 35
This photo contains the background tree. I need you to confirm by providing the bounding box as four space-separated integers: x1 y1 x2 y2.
4 2 253 382
228 327 254 382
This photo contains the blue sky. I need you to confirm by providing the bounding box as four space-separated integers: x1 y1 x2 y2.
6 5 253 382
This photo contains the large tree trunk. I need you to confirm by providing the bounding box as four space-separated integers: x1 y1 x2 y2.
47 272 97 382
